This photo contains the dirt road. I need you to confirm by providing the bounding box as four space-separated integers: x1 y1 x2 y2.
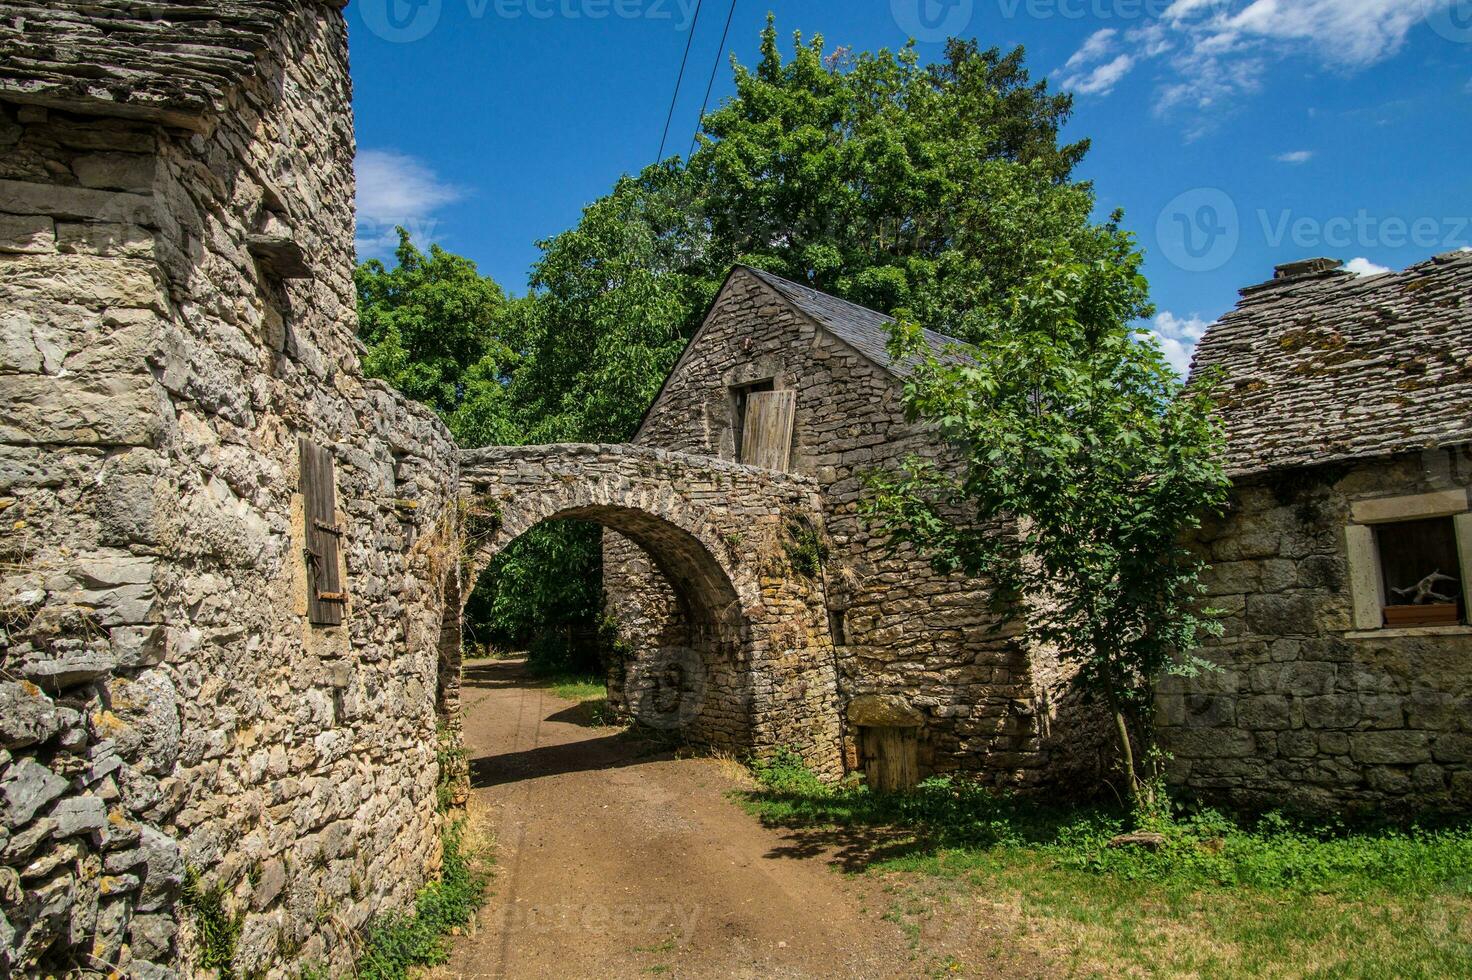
440 659 953 979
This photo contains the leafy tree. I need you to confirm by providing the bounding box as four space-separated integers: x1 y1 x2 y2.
356 230 517 429
693 22 1106 341
863 247 1230 810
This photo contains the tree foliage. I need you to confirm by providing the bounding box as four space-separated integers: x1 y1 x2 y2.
863 248 1229 809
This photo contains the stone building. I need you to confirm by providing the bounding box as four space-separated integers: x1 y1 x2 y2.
1159 254 1472 813
606 265 1107 793
0 2 461 974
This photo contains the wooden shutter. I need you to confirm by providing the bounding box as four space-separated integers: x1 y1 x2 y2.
860 726 920 793
299 438 345 626
739 390 796 472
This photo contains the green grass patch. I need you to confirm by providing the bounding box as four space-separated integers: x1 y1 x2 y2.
355 822 491 980
739 748 1472 977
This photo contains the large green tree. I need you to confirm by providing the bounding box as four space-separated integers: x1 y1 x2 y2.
863 249 1229 810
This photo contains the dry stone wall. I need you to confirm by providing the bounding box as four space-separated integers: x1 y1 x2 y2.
614 269 1107 789
0 3 459 976
1159 449 1472 813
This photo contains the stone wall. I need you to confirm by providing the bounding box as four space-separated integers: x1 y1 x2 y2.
0 3 460 976
1159 448 1472 813
462 443 844 775
613 268 1107 789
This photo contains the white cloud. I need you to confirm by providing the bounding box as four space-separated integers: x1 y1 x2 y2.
1345 256 1392 276
1146 311 1215 375
1056 31 1139 96
1055 1 1455 129
1275 150 1314 164
354 149 463 255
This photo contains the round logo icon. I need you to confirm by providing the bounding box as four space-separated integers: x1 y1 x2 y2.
890 0 974 43
359 0 442 43
1424 0 1472 44
1155 187 1240 274
625 645 707 730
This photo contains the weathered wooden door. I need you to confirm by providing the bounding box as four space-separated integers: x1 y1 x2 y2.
740 389 796 472
860 726 920 793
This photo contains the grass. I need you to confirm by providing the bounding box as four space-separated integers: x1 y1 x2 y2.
354 820 492 980
531 671 616 726
740 749 1472 978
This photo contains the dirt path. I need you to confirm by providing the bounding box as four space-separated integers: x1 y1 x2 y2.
439 659 965 979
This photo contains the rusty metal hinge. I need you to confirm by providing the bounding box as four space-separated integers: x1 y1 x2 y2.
314 519 343 535
317 591 349 603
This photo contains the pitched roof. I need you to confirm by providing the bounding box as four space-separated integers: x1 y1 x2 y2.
742 266 966 375
0 1 332 129
1190 251 1472 477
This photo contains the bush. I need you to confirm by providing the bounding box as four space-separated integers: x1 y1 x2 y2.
356 822 489 980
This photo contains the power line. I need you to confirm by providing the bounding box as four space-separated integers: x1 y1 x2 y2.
689 0 737 160
656 0 705 165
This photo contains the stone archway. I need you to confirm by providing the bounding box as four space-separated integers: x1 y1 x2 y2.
455 443 845 776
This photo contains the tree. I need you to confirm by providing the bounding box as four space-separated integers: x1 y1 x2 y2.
692 22 1105 341
356 230 517 435
862 245 1230 810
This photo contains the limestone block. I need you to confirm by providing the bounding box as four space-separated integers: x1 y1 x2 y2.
0 179 155 225
0 681 60 749
0 372 163 446
1 759 69 828
0 214 54 254
846 694 924 727
70 153 156 194
50 795 106 838
1350 731 1431 765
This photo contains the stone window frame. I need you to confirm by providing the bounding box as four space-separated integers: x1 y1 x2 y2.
1344 489 1472 636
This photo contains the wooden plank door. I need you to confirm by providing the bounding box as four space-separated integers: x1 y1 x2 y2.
740 390 796 472
299 438 345 626
860 726 920 793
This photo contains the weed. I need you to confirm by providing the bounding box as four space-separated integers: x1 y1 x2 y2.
784 523 829 577
436 723 469 813
182 867 244 978
354 821 490 980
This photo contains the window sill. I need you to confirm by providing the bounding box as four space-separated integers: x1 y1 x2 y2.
1343 625 1472 640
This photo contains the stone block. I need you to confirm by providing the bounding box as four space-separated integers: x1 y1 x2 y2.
1 759 69 828
1245 594 1318 636
1432 734 1472 764
1351 731 1431 765
50 795 106 838
0 681 61 748
1238 696 1296 731
0 179 155 225
0 214 54 254
0 372 163 447
70 152 156 194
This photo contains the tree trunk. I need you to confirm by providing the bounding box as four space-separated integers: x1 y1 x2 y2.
1106 688 1142 809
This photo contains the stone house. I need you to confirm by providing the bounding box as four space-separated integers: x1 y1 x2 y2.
605 264 1107 793
1159 254 1472 813
0 2 461 974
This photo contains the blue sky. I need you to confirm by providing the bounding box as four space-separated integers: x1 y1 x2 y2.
348 0 1472 370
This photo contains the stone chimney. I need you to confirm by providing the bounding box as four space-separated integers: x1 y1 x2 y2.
1242 257 1347 296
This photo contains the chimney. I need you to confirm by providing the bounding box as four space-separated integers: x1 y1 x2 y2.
1273 257 1343 279
1241 257 1346 296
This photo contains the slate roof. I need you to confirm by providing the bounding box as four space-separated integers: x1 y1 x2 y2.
0 1 332 128
1190 250 1472 477
743 266 967 376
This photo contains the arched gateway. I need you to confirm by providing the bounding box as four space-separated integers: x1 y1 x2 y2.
450 443 845 777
